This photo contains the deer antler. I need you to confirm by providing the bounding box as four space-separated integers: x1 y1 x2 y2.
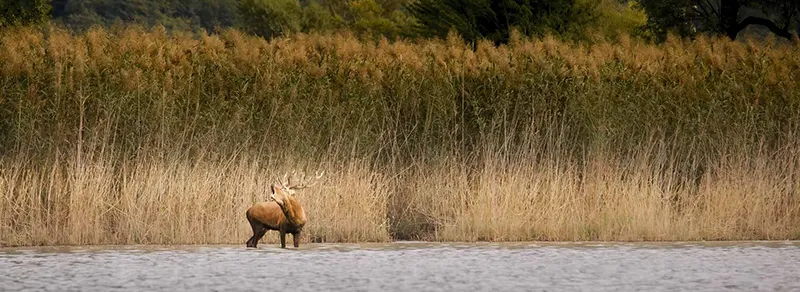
285 171 325 190
279 173 289 188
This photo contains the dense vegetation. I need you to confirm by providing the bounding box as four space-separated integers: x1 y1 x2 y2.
1 26 799 245
3 0 798 42
1 1 798 246
636 0 800 41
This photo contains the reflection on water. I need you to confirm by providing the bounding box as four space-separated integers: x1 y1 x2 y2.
2 242 799 291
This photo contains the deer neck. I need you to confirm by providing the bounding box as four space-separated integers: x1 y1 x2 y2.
279 197 306 227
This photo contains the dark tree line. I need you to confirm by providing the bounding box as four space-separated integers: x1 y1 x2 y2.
636 0 800 41
2 0 798 43
1 0 51 27
405 0 595 44
48 0 239 32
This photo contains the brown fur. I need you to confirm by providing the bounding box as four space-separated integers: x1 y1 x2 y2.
245 185 307 248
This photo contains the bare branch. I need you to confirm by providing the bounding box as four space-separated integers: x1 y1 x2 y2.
736 16 794 39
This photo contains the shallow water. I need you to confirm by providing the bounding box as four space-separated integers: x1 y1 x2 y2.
2 241 799 292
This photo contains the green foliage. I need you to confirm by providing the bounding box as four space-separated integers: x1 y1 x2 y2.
633 0 695 41
0 0 51 27
591 0 646 39
386 8 416 38
406 0 501 44
348 0 405 39
306 0 412 39
302 1 343 32
406 0 596 45
50 0 238 33
238 0 302 38
188 0 240 33
46 0 416 39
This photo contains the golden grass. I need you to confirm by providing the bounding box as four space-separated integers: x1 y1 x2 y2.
0 153 391 246
408 147 799 242
0 25 799 246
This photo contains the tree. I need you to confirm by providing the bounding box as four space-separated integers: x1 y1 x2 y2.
52 0 194 31
348 0 404 39
405 0 595 45
0 0 51 27
238 0 302 39
177 0 240 33
307 0 412 39
592 0 647 39
302 1 343 32
635 0 800 41
50 0 238 33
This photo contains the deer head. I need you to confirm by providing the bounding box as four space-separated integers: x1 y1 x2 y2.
270 171 324 206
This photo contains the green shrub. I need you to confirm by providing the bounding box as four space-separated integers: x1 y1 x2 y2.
0 0 51 27
238 0 302 38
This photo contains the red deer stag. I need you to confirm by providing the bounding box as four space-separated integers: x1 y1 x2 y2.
246 171 323 248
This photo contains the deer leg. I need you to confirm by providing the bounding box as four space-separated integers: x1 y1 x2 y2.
246 237 254 248
247 220 263 248
251 226 268 248
279 230 287 248
292 232 301 248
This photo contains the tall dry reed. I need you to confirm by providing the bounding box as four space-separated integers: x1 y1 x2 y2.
1 25 799 246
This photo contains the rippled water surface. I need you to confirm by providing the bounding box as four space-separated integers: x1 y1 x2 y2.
2 241 799 291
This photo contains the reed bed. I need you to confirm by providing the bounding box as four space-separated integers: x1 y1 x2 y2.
1 25 799 246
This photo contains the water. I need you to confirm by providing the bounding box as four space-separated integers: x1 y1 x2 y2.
2 241 799 292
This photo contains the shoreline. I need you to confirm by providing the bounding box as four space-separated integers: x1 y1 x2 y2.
4 240 800 250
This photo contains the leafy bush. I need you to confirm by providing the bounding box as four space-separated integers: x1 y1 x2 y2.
590 0 646 40
406 0 596 44
0 0 51 27
238 0 302 38
302 1 343 32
